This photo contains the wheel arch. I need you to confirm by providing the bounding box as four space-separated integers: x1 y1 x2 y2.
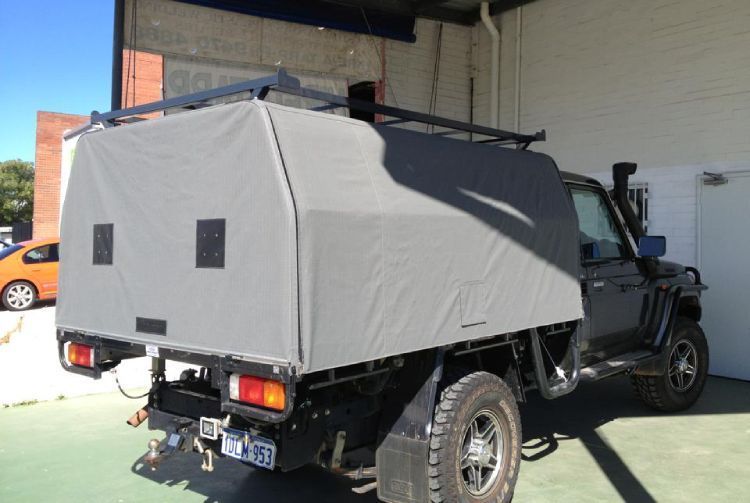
445 341 525 402
2 278 40 298
677 294 702 322
1 279 40 309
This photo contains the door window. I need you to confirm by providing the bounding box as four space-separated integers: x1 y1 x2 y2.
23 244 59 264
570 188 629 261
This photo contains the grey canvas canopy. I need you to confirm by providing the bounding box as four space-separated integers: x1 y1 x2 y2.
57 100 583 374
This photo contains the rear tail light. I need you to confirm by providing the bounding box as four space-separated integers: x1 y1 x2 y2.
67 342 94 368
229 374 286 411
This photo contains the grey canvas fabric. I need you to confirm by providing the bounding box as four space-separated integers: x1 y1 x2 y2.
57 100 583 374
57 102 299 366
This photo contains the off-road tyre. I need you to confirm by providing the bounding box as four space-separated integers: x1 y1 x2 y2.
428 369 521 503
632 317 709 412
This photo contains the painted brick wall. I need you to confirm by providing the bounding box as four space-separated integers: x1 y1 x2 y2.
385 19 473 134
33 50 163 238
33 112 88 239
471 1 750 267
480 0 750 173
121 49 164 113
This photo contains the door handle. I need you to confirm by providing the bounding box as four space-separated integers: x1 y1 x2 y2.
593 280 605 291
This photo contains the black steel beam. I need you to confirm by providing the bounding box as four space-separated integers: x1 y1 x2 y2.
321 0 476 25
110 0 125 111
413 0 451 12
488 0 537 17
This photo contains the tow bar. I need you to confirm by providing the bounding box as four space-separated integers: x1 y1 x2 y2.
142 433 217 472
143 434 183 470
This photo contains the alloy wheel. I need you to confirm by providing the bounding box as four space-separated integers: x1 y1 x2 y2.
668 340 698 392
7 283 34 310
460 409 504 496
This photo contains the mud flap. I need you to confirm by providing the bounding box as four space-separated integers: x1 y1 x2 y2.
376 350 443 503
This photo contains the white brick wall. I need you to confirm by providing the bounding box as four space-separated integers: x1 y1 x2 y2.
589 163 750 267
470 0 750 270
385 19 473 133
479 0 750 172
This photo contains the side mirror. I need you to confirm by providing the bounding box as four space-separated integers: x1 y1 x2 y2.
638 235 666 258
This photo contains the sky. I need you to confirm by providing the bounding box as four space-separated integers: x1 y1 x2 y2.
0 1 114 162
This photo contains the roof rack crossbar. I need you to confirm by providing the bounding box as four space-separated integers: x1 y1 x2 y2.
91 69 300 125
275 84 542 144
310 103 345 112
379 119 410 126
92 69 545 145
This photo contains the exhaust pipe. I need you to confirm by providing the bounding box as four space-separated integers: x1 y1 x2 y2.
612 162 645 241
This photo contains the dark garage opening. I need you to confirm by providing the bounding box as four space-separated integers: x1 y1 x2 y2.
348 81 376 123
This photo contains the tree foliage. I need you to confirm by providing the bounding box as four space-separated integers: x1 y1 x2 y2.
0 160 34 226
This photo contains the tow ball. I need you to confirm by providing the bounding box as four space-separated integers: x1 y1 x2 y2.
142 434 216 472
143 433 183 470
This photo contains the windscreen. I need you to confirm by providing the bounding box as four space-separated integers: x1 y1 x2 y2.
0 244 23 261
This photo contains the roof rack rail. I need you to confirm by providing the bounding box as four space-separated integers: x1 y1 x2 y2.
91 69 545 148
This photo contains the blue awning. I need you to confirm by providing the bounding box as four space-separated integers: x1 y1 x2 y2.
176 0 417 43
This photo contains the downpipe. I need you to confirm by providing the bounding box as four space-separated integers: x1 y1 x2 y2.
530 327 581 399
480 2 500 128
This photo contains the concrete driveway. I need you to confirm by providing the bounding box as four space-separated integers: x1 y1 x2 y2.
0 305 188 406
2 305 748 501
1 376 748 502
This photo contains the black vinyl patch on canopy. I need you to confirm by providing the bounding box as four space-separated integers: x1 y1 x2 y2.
93 223 114 265
196 219 226 268
136 317 167 336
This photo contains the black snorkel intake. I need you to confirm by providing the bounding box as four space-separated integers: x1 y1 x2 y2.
612 162 645 242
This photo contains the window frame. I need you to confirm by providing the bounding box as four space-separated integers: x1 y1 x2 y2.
22 243 59 265
568 182 635 263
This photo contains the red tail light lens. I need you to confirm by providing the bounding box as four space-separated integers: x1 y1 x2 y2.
229 374 286 411
68 342 94 368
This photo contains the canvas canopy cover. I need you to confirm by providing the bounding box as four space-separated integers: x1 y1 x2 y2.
57 100 583 374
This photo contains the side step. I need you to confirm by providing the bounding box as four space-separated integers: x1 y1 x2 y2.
580 350 658 382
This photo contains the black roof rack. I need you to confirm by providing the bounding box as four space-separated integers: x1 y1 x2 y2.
92 69 545 148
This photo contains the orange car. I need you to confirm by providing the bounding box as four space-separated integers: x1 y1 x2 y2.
0 237 59 311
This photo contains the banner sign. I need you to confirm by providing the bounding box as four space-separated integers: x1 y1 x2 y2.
125 0 381 80
164 56 350 115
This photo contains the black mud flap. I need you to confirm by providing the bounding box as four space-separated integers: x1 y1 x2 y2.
376 350 443 503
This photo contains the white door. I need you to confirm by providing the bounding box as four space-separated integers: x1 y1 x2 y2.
699 172 750 380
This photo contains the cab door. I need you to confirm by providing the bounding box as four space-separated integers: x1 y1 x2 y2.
569 185 649 363
20 243 59 298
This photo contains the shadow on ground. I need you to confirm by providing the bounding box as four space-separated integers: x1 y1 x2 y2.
129 376 749 502
131 451 378 503
519 375 750 502
0 299 55 313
